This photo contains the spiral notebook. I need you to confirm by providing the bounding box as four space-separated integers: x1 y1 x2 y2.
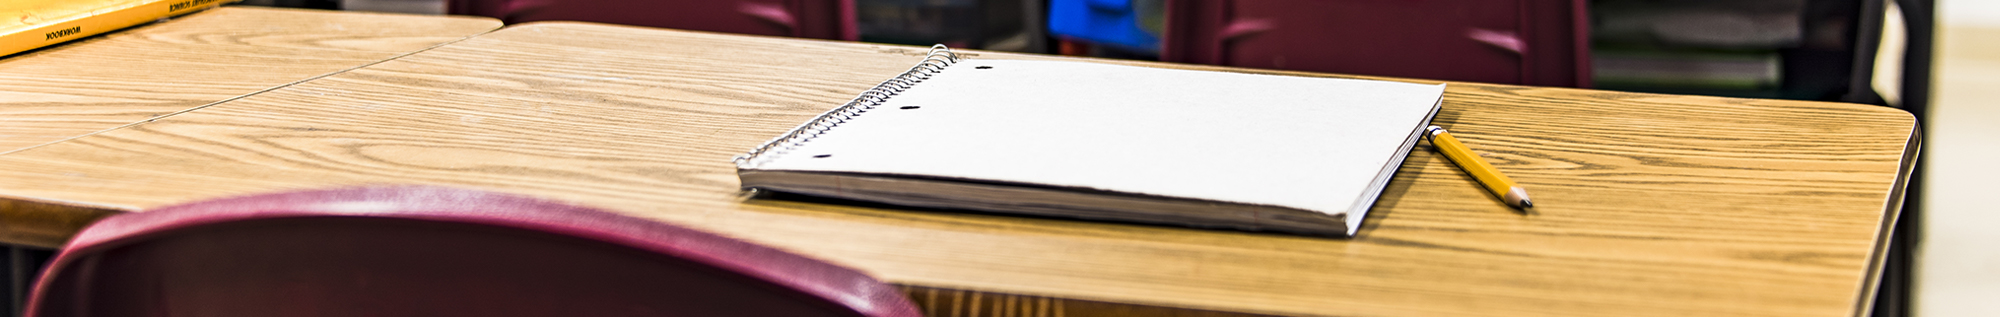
733 46 1445 237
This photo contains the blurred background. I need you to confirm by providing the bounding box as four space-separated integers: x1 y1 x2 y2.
216 0 2000 315
1916 1 2000 316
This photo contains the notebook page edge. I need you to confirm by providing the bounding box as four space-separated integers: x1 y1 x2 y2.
1344 94 1445 236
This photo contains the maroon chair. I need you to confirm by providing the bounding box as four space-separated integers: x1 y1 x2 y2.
449 0 857 40
1161 0 1590 87
24 186 920 317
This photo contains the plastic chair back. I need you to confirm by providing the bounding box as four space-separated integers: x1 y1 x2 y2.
449 0 858 40
1161 0 1589 87
1048 0 1164 52
25 186 920 317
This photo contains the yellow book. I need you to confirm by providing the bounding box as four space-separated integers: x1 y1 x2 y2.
1 0 234 57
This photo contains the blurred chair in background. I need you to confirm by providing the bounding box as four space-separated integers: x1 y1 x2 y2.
1160 0 1591 87
23 186 920 317
1048 0 1164 58
448 0 857 40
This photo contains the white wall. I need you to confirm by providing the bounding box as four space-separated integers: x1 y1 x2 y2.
1942 0 2000 26
1918 1 2000 316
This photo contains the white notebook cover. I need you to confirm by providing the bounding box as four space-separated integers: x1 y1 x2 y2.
739 58 1444 236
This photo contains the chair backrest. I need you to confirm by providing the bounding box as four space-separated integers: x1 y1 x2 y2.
1047 0 1164 53
448 0 858 40
1161 0 1590 87
25 186 920 317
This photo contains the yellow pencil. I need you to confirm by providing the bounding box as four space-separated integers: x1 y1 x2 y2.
1424 125 1532 209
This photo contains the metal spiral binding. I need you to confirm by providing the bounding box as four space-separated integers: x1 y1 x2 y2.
733 44 961 169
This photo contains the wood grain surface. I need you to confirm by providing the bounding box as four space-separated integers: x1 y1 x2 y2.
0 6 499 153
0 22 1917 316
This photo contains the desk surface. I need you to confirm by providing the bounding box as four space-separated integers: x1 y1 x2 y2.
0 6 499 153
0 22 1917 317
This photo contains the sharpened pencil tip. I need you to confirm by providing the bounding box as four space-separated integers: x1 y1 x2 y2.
1503 187 1532 210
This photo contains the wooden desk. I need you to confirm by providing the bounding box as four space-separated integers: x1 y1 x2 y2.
0 6 499 154
0 23 1917 317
